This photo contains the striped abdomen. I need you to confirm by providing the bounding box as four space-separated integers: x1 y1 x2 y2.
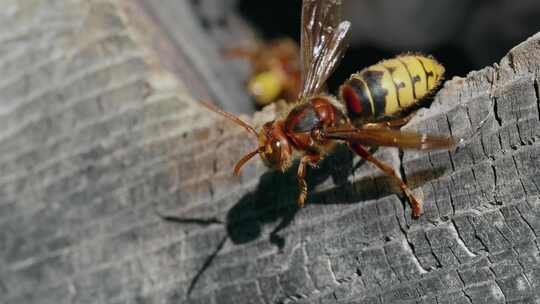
339 54 445 122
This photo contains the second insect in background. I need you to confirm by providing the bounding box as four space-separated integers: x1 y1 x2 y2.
226 38 301 107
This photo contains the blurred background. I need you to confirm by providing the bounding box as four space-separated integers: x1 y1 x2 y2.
187 0 540 107
237 0 540 91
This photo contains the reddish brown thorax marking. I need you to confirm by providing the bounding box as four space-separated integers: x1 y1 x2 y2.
284 97 346 151
310 97 336 126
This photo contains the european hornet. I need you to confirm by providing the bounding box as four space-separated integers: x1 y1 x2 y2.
203 0 454 218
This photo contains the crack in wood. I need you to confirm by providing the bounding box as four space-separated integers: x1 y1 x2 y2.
516 200 538 238
512 154 529 198
449 220 477 258
455 270 474 304
444 114 457 172
465 215 489 252
534 78 540 122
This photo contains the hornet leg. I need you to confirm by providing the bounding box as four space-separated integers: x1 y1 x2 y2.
349 143 422 218
297 154 319 208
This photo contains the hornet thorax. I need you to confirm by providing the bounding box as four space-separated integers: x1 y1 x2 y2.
283 96 348 155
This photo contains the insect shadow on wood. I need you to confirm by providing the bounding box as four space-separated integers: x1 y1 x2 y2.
226 144 448 251
156 145 354 296
157 144 447 297
226 144 355 250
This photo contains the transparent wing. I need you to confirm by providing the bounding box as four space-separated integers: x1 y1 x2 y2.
299 0 351 99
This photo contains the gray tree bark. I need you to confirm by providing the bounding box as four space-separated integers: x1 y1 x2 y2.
1 1 540 304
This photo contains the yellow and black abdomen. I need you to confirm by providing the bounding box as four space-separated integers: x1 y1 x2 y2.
339 54 445 122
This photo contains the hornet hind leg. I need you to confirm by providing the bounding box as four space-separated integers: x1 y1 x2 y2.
349 143 422 218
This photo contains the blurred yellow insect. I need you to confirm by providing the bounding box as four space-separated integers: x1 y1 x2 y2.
225 38 301 106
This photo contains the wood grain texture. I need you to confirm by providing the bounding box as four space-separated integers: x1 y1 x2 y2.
1 1 540 304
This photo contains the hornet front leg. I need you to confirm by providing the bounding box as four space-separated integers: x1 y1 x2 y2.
297 154 320 207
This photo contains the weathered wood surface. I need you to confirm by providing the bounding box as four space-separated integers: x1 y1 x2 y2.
1 1 540 304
